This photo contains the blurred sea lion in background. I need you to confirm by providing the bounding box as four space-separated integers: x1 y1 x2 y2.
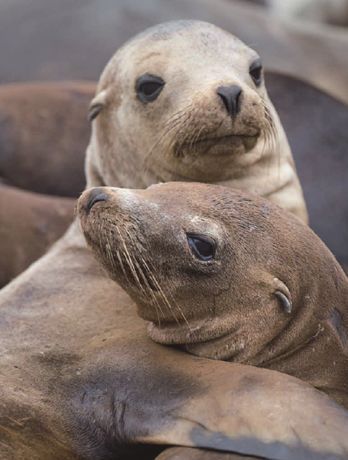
254 0 348 27
0 0 347 103
0 82 92 196
0 184 74 287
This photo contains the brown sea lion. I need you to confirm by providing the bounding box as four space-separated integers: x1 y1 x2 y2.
0 81 94 196
1 222 348 459
266 73 348 272
0 183 74 287
78 182 348 409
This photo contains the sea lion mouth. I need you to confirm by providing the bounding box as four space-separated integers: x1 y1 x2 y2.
147 314 239 345
147 318 244 361
176 132 260 157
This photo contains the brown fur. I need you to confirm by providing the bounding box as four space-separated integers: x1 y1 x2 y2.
1 225 348 459
78 182 348 409
0 184 74 287
156 447 260 460
0 81 94 196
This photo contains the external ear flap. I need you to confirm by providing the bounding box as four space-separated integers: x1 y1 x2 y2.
273 277 292 314
275 290 292 314
88 90 108 122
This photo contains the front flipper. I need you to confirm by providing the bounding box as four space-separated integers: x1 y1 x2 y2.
156 447 260 459
66 341 348 460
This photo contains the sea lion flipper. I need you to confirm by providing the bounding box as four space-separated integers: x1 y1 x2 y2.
155 447 259 459
136 361 348 460
73 346 348 460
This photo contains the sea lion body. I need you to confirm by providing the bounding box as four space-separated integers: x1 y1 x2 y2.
0 82 93 196
78 182 348 408
0 184 74 287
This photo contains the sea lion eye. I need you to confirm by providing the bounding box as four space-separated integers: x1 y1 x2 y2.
187 233 216 261
249 59 263 87
136 74 165 103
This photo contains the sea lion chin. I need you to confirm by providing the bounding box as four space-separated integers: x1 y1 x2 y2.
85 20 307 222
78 182 348 408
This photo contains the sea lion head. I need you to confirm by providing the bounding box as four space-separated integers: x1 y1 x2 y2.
85 21 307 221
78 183 348 374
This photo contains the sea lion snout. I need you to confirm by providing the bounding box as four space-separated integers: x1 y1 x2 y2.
85 188 109 212
78 187 134 217
216 84 242 118
78 188 112 220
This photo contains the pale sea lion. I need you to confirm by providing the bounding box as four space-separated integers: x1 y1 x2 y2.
78 182 348 409
0 183 74 287
86 20 307 222
0 82 93 196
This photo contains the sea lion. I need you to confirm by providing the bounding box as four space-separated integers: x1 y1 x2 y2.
0 82 93 196
266 73 348 272
259 0 348 27
1 0 347 103
86 20 307 222
1 223 348 460
0 183 74 287
78 182 348 409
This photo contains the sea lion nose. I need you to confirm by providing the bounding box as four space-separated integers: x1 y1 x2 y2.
86 188 109 212
217 85 242 118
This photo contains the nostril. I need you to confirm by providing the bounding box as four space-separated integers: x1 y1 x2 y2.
86 188 109 212
217 85 242 118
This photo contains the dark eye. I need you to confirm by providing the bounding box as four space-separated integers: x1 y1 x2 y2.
136 74 165 103
187 233 216 261
249 59 263 87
